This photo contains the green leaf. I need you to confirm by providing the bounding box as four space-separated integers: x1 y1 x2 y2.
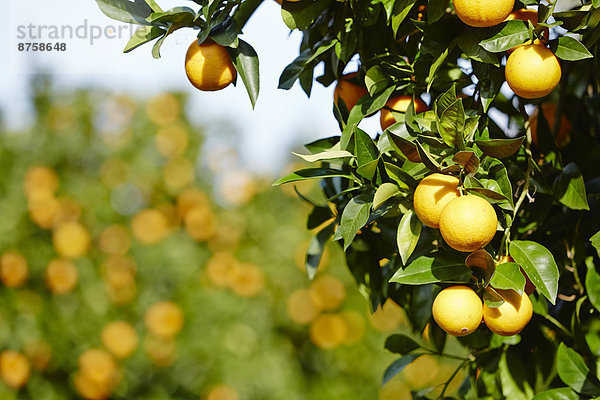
227 40 260 108
490 262 526 294
306 223 335 280
384 334 421 355
123 25 165 53
390 253 471 285
392 0 417 35
147 7 196 25
586 260 600 311
427 0 449 24
281 0 333 30
438 99 466 148
484 286 505 308
458 28 499 65
510 240 559 304
478 65 504 112
292 149 354 163
415 141 441 172
338 196 372 250
475 137 525 159
354 129 380 180
374 183 404 210
532 388 579 400
397 210 422 265
95 0 153 25
551 36 594 61
427 40 456 91
591 231 600 258
279 40 337 90
553 163 590 211
273 168 358 186
144 0 162 12
480 21 530 53
383 353 425 385
557 343 600 395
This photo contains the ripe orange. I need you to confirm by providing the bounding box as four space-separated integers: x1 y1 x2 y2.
529 103 572 148
439 195 498 252
334 72 367 111
380 96 428 131
185 40 236 91
453 0 515 27
432 286 482 336
413 173 461 228
505 43 561 99
483 289 533 336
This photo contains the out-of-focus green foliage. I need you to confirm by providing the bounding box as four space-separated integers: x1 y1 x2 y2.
0 79 466 399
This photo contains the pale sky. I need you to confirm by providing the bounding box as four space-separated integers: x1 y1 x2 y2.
2 0 381 175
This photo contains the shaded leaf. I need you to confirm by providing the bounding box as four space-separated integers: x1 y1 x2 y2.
490 262 526 294
553 163 590 211
390 253 470 285
227 40 260 108
383 353 425 385
384 334 420 354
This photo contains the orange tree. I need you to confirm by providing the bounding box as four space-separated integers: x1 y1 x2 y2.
96 0 600 398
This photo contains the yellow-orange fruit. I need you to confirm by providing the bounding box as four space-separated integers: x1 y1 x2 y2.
439 195 498 252
432 286 482 336
52 221 91 259
483 289 533 336
454 0 515 27
380 96 428 131
334 72 368 111
45 259 78 294
413 174 461 228
0 351 30 388
505 44 561 99
185 40 236 91
529 103 572 148
101 321 138 359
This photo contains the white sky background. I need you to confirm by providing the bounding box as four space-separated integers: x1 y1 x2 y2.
2 0 382 176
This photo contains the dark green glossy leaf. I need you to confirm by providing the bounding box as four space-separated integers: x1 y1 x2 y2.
95 0 153 25
553 163 590 211
490 262 526 294
383 353 425 385
123 25 165 53
557 343 600 395
480 21 530 53
586 260 600 311
591 231 600 258
390 253 470 285
305 223 335 280
272 168 358 186
510 240 559 304
384 334 421 354
550 36 594 61
397 210 422 265
281 0 333 30
428 0 449 24
373 183 404 210
338 196 372 250
476 137 525 159
227 40 260 108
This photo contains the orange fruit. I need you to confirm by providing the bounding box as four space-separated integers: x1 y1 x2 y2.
453 0 515 27
185 40 236 91
432 286 482 336
144 301 184 338
380 96 428 131
483 289 533 336
0 351 30 388
413 174 461 228
529 103 572 148
505 43 561 99
334 72 367 111
439 195 498 252
0 251 28 288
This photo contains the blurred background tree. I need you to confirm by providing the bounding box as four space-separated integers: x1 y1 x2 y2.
0 78 465 399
